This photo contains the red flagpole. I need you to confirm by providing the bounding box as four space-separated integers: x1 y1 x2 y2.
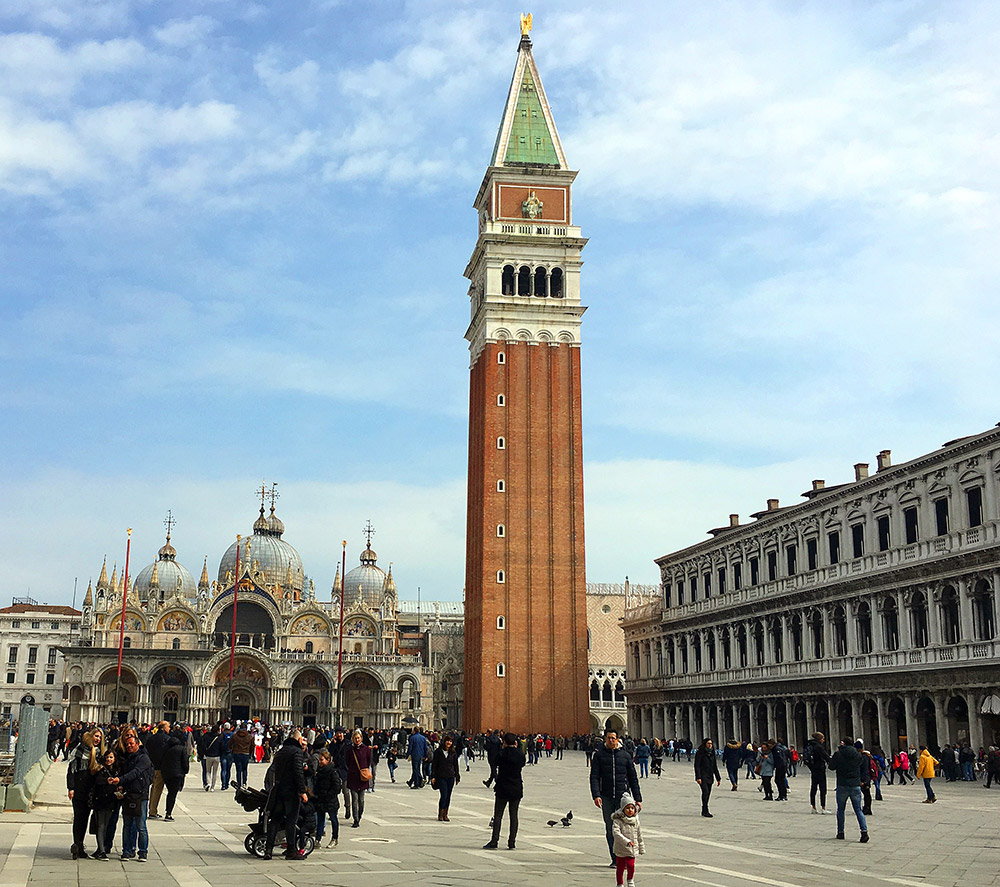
336 540 346 725
228 534 241 717
114 528 132 721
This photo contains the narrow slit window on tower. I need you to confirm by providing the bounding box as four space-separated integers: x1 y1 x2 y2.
497 524 505 537
497 394 505 406
497 352 505 364
496 662 506 677
497 479 505 492
496 616 505 630
497 436 505 449
497 570 505 584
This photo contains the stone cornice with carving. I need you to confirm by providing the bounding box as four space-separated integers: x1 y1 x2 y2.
655 427 1000 570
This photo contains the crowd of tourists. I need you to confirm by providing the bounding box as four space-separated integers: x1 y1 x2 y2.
45 714 999 876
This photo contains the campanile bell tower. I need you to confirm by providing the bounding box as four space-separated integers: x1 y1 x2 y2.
463 18 590 736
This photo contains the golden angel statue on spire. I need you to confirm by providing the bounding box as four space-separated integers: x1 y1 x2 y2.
520 13 532 36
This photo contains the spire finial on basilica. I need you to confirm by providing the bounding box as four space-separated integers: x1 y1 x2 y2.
158 511 178 560
84 580 93 607
199 557 210 590
98 557 108 588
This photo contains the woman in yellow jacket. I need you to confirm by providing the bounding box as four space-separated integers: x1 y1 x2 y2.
916 746 939 803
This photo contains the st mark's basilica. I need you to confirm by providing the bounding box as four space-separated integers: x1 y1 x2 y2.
62 491 443 729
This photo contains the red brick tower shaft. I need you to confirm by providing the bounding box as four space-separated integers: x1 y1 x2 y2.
463 28 589 736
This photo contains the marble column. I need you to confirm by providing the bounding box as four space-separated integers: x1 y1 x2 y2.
850 696 863 742
876 695 892 754
967 691 985 752
766 701 776 742
784 698 796 747
927 587 942 646
873 600 886 653
958 578 975 642
805 698 816 740
898 591 912 649
904 694 918 747
823 608 835 659
934 691 953 745
829 696 841 738
845 604 858 656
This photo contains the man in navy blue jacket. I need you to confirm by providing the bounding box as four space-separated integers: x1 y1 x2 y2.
406 728 429 788
590 730 642 866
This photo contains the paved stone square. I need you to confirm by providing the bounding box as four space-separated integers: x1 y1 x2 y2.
1 752 998 887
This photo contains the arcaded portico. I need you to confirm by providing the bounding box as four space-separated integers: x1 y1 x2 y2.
624 425 1000 752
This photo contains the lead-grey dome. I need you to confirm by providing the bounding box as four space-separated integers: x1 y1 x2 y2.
134 535 197 602
343 544 388 609
218 506 304 595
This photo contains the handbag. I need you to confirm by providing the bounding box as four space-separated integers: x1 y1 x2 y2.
353 749 372 782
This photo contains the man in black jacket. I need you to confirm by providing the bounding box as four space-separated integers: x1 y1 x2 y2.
694 738 722 817
145 721 172 819
482 730 502 787
828 736 869 843
113 731 154 861
590 729 642 867
804 731 831 814
265 730 309 860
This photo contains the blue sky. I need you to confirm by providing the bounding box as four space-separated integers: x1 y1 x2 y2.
2 1 999 606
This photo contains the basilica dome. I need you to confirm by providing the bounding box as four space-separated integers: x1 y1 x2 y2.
343 544 392 609
134 535 197 602
217 505 304 595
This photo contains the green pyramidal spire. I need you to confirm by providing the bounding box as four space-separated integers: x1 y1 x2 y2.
490 34 567 169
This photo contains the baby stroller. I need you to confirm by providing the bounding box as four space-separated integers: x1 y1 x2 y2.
232 782 316 858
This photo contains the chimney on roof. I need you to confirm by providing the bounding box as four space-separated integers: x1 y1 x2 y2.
766 498 779 511
877 449 892 471
729 514 739 528
854 462 869 481
812 480 825 492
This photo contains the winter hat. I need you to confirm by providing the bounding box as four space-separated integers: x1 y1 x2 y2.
854 740 864 750
616 793 636 814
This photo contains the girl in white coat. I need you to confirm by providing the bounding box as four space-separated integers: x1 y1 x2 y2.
611 792 644 887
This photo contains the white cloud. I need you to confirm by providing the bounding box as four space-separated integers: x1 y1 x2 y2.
153 15 218 48
74 100 240 160
0 99 90 191
0 472 467 606
0 33 145 99
254 50 321 106
2 0 131 31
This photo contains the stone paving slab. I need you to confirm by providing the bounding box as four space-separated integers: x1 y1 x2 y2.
1 753 998 887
